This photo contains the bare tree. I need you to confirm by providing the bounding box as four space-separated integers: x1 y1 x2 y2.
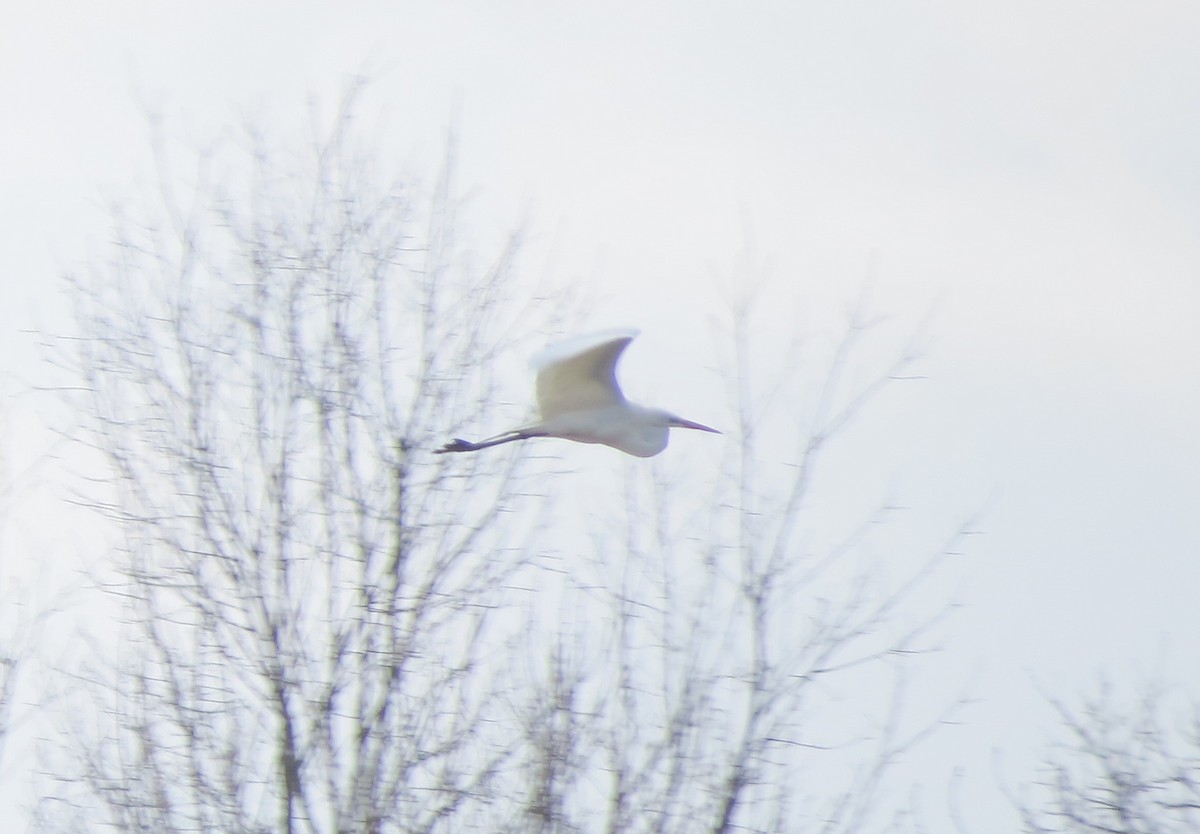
0 409 69 823
501 286 970 834
1018 683 1200 834
40 94 968 833
0 489 23 781
40 93 552 833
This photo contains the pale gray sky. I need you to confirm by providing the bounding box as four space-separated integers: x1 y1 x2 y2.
4 2 1199 830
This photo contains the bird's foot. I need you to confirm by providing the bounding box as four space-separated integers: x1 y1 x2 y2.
434 438 477 454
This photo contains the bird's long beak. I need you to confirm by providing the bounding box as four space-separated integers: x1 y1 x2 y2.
670 416 721 434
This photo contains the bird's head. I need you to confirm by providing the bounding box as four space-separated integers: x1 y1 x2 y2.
607 407 720 457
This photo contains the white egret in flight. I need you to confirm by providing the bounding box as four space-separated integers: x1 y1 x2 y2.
435 329 720 458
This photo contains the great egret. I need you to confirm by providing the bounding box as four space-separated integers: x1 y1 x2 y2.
435 329 720 458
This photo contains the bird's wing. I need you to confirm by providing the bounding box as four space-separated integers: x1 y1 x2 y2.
533 329 638 418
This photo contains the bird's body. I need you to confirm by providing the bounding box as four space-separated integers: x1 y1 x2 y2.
435 329 719 458
532 402 675 457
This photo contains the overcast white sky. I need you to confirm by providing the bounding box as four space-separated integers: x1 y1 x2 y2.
3 2 1199 831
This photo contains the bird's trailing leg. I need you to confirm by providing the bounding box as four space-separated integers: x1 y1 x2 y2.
433 429 544 454
433 438 485 454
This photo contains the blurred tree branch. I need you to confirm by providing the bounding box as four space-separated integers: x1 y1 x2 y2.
1019 682 1200 834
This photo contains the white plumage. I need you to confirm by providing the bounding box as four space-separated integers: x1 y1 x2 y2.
435 329 719 458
